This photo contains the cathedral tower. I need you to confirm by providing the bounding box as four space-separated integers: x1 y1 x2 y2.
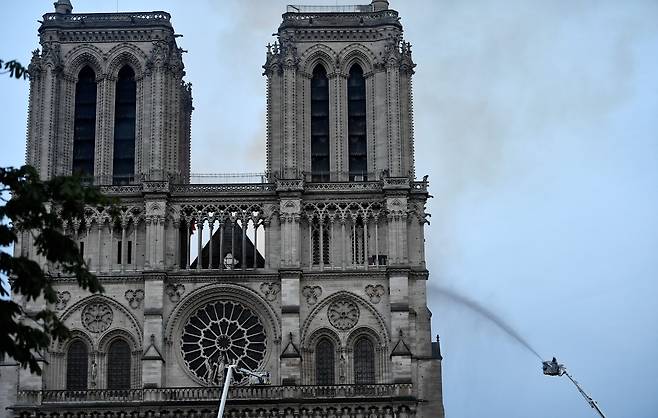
25 2 192 184
1 2 444 417
264 0 416 182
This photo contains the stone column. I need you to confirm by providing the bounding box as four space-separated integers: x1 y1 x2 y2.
141 272 165 387
143 182 169 270
280 38 299 178
37 43 63 180
279 270 302 385
385 44 403 177
279 197 302 268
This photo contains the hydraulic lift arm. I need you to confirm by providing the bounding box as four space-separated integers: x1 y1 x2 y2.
542 358 606 418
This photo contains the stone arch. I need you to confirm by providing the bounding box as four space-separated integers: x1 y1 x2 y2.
337 44 376 75
346 325 384 349
300 44 338 76
165 283 281 386
59 294 143 346
64 44 105 80
97 328 141 389
50 330 94 391
303 327 342 385
106 43 147 79
97 327 140 353
53 328 95 353
305 327 342 353
301 290 390 346
346 326 383 384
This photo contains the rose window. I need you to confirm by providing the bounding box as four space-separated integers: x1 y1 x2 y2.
81 302 113 333
327 299 360 330
180 301 267 385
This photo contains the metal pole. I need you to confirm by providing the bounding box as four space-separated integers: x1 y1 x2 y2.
217 365 236 418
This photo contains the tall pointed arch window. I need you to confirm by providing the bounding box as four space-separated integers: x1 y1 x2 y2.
113 65 136 185
315 338 335 385
107 339 131 390
354 337 375 384
66 340 89 390
311 65 330 181
347 64 367 181
72 66 97 180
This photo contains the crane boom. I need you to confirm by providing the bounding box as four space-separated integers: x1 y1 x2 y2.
562 370 606 418
542 358 606 418
216 364 271 418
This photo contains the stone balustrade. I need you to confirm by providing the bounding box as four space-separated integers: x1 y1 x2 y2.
16 383 414 406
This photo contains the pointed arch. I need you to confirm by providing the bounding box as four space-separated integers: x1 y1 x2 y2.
106 43 147 80
300 290 390 347
337 44 375 75
64 44 105 80
300 44 338 75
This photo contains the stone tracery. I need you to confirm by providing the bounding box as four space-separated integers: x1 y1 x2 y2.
327 299 360 330
81 302 114 333
180 300 267 386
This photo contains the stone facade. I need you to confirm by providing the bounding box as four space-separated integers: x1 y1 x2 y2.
0 1 444 417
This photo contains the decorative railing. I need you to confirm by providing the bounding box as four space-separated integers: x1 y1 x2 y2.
96 177 427 196
304 181 382 193
171 183 276 195
42 11 171 26
286 5 374 13
16 384 414 406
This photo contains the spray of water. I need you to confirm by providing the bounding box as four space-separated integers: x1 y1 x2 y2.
435 287 542 360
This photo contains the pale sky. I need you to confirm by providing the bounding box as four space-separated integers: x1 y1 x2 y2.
2 1 658 417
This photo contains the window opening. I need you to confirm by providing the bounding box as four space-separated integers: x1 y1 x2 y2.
315 338 335 385
112 66 136 185
347 64 367 181
72 66 97 182
117 240 122 265
351 218 365 265
311 65 330 181
354 337 375 384
66 340 88 390
107 339 131 390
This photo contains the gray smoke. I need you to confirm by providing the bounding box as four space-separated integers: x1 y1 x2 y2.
435 287 542 360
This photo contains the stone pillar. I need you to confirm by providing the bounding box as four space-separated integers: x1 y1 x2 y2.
389 265 412 383
143 183 169 270
37 43 63 180
279 270 302 385
97 74 115 181
142 272 166 387
385 195 408 265
385 39 403 177
279 197 302 268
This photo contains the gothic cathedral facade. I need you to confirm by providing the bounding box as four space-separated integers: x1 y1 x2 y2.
0 1 444 417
